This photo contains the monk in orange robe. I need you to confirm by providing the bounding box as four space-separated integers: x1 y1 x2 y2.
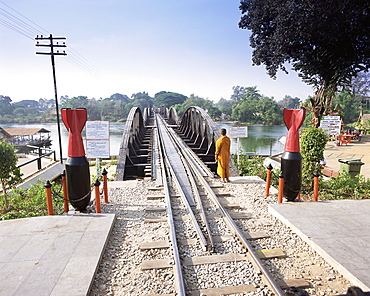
215 128 231 182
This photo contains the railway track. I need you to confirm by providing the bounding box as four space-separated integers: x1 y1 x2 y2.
91 112 351 295
139 114 286 295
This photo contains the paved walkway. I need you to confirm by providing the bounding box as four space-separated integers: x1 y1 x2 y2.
0 181 140 296
324 134 370 178
270 200 370 291
0 213 116 296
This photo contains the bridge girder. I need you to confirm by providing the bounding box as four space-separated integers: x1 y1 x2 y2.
115 107 151 180
177 106 219 171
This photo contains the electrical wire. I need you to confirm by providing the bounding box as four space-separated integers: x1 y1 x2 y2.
0 1 108 81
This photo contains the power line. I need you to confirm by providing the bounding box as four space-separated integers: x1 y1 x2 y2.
0 8 40 37
0 17 34 40
0 0 48 33
0 1 108 81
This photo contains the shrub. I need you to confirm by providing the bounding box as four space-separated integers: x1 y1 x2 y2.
233 154 280 187
300 128 328 191
318 172 370 200
0 181 64 220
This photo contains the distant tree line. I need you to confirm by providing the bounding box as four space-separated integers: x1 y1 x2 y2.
0 83 369 126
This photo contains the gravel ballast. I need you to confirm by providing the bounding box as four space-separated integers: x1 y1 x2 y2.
90 178 351 296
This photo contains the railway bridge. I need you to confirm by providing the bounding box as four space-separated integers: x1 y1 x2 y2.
115 106 221 181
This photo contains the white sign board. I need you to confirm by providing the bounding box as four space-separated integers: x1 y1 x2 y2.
86 140 110 159
320 116 341 135
229 126 248 139
86 121 110 158
86 121 110 140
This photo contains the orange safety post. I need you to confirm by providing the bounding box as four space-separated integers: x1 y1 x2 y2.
278 172 284 204
102 168 108 203
313 171 320 201
61 171 69 213
94 179 101 213
296 192 301 200
265 164 273 197
44 180 54 216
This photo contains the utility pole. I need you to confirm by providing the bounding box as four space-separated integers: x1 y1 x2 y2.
35 34 67 164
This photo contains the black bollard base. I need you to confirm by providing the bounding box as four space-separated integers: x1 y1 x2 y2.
65 156 91 211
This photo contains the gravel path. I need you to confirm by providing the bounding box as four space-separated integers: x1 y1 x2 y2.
90 178 351 296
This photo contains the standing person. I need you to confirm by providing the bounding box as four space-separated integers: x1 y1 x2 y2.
215 128 231 182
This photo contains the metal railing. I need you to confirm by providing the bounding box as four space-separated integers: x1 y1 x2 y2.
17 145 57 171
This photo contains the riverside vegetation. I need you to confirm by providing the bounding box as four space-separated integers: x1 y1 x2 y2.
234 127 370 201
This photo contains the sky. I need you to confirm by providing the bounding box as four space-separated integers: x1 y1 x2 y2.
0 0 314 103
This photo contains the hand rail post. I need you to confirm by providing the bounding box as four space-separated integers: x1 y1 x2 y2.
61 170 69 213
44 180 54 215
313 171 320 201
265 164 273 197
37 147 42 170
278 171 284 204
94 179 101 213
102 168 108 203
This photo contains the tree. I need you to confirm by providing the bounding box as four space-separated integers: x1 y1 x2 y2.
231 90 283 125
278 95 301 109
13 100 40 109
173 94 216 116
332 91 362 124
0 95 14 116
0 141 22 210
239 0 370 127
230 86 246 101
153 91 187 108
217 98 235 116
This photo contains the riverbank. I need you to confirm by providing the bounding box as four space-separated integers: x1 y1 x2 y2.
324 135 370 179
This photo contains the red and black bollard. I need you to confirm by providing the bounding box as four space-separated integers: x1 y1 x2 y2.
62 108 91 212
265 163 273 197
281 108 306 201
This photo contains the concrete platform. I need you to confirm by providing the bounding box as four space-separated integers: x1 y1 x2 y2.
324 134 370 179
269 200 370 291
0 213 116 296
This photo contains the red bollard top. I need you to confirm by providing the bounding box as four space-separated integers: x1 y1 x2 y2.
283 108 306 152
62 108 87 157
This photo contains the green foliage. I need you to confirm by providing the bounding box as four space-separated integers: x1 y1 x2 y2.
231 86 284 125
319 172 370 200
0 141 22 209
174 94 216 117
332 91 362 124
239 0 370 126
278 96 301 109
234 155 267 178
216 98 235 116
0 181 64 220
300 128 328 190
232 154 280 187
153 91 187 108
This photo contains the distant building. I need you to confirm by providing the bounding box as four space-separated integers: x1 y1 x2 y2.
0 127 13 141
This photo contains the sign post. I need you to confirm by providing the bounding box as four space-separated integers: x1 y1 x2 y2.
86 121 110 178
229 127 248 164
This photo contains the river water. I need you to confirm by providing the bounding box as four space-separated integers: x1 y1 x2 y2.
2 122 287 158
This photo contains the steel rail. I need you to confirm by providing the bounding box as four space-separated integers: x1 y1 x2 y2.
154 115 186 296
163 116 285 296
156 115 209 250
160 115 216 252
